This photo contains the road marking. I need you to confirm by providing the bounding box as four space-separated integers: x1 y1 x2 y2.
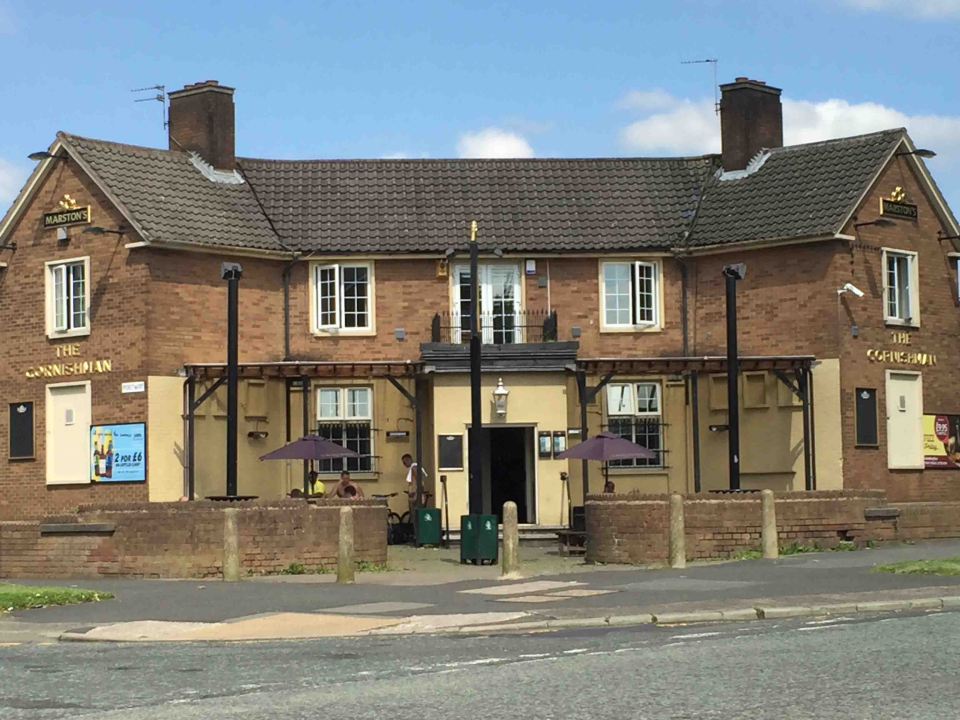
518 653 551 659
496 595 566 604
796 625 843 632
562 648 589 655
460 581 583 596
669 631 722 640
440 657 508 668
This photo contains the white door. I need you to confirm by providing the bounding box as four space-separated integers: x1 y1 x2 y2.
46 382 91 485
886 371 924 470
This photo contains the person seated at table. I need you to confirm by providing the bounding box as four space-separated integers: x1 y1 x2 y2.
309 470 326 497
603 478 616 494
329 470 364 499
288 488 304 498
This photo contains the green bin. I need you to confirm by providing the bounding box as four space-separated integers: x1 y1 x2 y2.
460 514 498 565
415 507 442 547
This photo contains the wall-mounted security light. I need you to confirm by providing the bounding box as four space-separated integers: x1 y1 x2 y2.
838 282 865 298
56 227 70 244
28 151 62 162
709 424 729 433
85 226 127 238
854 218 895 230
247 430 269 440
896 148 936 159
394 327 406 341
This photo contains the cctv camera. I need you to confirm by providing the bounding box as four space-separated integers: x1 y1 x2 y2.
839 282 865 298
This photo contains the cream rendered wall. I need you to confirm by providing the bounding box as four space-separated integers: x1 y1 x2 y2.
432 372 569 525
147 376 185 501
697 359 843 491
192 377 421 515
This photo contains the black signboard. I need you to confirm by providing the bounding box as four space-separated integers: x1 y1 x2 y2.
855 388 878 447
880 198 918 220
438 434 464 470
9 402 35 460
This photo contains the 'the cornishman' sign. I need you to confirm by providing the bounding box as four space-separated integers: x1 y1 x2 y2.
43 194 91 229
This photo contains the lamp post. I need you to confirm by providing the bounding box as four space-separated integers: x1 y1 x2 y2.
221 262 243 497
723 263 745 491
468 221 483 514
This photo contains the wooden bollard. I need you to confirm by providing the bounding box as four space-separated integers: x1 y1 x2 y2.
337 506 356 584
501 501 520 578
761 489 779 559
669 493 686 569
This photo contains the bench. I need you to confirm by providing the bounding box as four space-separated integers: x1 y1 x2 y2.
556 529 587 555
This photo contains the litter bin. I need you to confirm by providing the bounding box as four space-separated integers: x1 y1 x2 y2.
415 507 441 547
460 514 498 565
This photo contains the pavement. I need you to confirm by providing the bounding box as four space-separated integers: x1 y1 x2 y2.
3 539 960 643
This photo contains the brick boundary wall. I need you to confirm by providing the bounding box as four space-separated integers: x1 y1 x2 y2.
585 490 910 565
0 499 387 579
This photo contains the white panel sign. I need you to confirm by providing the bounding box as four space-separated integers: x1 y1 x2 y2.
122 381 146 394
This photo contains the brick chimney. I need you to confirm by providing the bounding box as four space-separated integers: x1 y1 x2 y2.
720 77 783 171
167 80 236 170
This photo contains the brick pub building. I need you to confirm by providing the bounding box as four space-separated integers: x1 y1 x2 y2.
1 77 959 528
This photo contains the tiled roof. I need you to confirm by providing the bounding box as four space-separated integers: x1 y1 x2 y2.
53 128 914 255
61 133 284 252
235 157 716 254
688 129 904 247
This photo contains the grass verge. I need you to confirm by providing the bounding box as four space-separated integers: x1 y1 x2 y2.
874 558 960 576
0 583 114 613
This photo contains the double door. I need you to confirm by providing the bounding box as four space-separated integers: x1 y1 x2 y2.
453 264 522 344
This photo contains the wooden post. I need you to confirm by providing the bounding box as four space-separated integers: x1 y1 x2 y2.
337 506 356 584
501 501 520 578
223 508 241 582
761 489 779 559
669 493 686 569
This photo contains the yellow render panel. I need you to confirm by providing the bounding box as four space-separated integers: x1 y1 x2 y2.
147 376 186 501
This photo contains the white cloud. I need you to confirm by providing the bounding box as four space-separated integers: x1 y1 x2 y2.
381 152 409 159
0 158 28 210
456 128 534 159
617 89 679 112
841 0 960 18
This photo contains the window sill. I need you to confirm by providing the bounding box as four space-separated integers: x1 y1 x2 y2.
606 467 667 475
312 328 377 338
884 319 920 329
47 328 91 340
599 325 662 334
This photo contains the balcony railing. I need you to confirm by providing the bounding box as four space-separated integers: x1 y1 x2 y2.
431 309 558 344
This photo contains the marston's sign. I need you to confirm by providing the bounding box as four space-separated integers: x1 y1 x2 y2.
879 186 918 220
43 194 91 229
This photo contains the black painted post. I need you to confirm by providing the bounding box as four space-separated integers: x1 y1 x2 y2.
468 221 483 515
723 264 745 491
221 262 243 497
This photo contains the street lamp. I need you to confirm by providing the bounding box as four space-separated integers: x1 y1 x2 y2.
896 148 936 159
722 263 745 491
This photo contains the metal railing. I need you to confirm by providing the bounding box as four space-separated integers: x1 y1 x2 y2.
430 309 558 344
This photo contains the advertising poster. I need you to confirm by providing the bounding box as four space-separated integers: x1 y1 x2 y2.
91 423 146 482
923 415 960 470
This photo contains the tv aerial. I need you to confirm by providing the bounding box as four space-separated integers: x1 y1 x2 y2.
681 59 719 114
132 84 168 129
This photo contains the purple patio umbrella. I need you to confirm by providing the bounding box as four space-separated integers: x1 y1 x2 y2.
259 435 358 462
556 432 656 462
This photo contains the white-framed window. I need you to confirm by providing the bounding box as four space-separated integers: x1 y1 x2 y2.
882 249 919 326
316 386 373 473
312 262 374 333
600 260 661 329
605 381 663 468
45 257 90 338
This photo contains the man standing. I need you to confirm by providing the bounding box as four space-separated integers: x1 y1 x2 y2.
402 453 428 508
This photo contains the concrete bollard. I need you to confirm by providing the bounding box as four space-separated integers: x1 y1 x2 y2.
337 506 356 584
761 489 779 559
669 493 686 569
223 507 241 582
501 501 520 578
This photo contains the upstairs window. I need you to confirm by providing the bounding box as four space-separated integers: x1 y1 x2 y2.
883 249 919 326
601 261 660 329
313 263 374 332
605 381 664 468
316 386 373 474
45 258 89 337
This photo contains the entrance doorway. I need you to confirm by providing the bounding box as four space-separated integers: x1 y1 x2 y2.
486 426 536 524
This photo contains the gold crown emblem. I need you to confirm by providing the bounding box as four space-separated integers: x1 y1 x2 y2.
58 194 80 210
889 186 907 202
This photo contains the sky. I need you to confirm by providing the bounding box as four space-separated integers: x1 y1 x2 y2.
1 0 959 215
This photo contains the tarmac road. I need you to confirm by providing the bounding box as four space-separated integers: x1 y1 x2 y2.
2 609 958 719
